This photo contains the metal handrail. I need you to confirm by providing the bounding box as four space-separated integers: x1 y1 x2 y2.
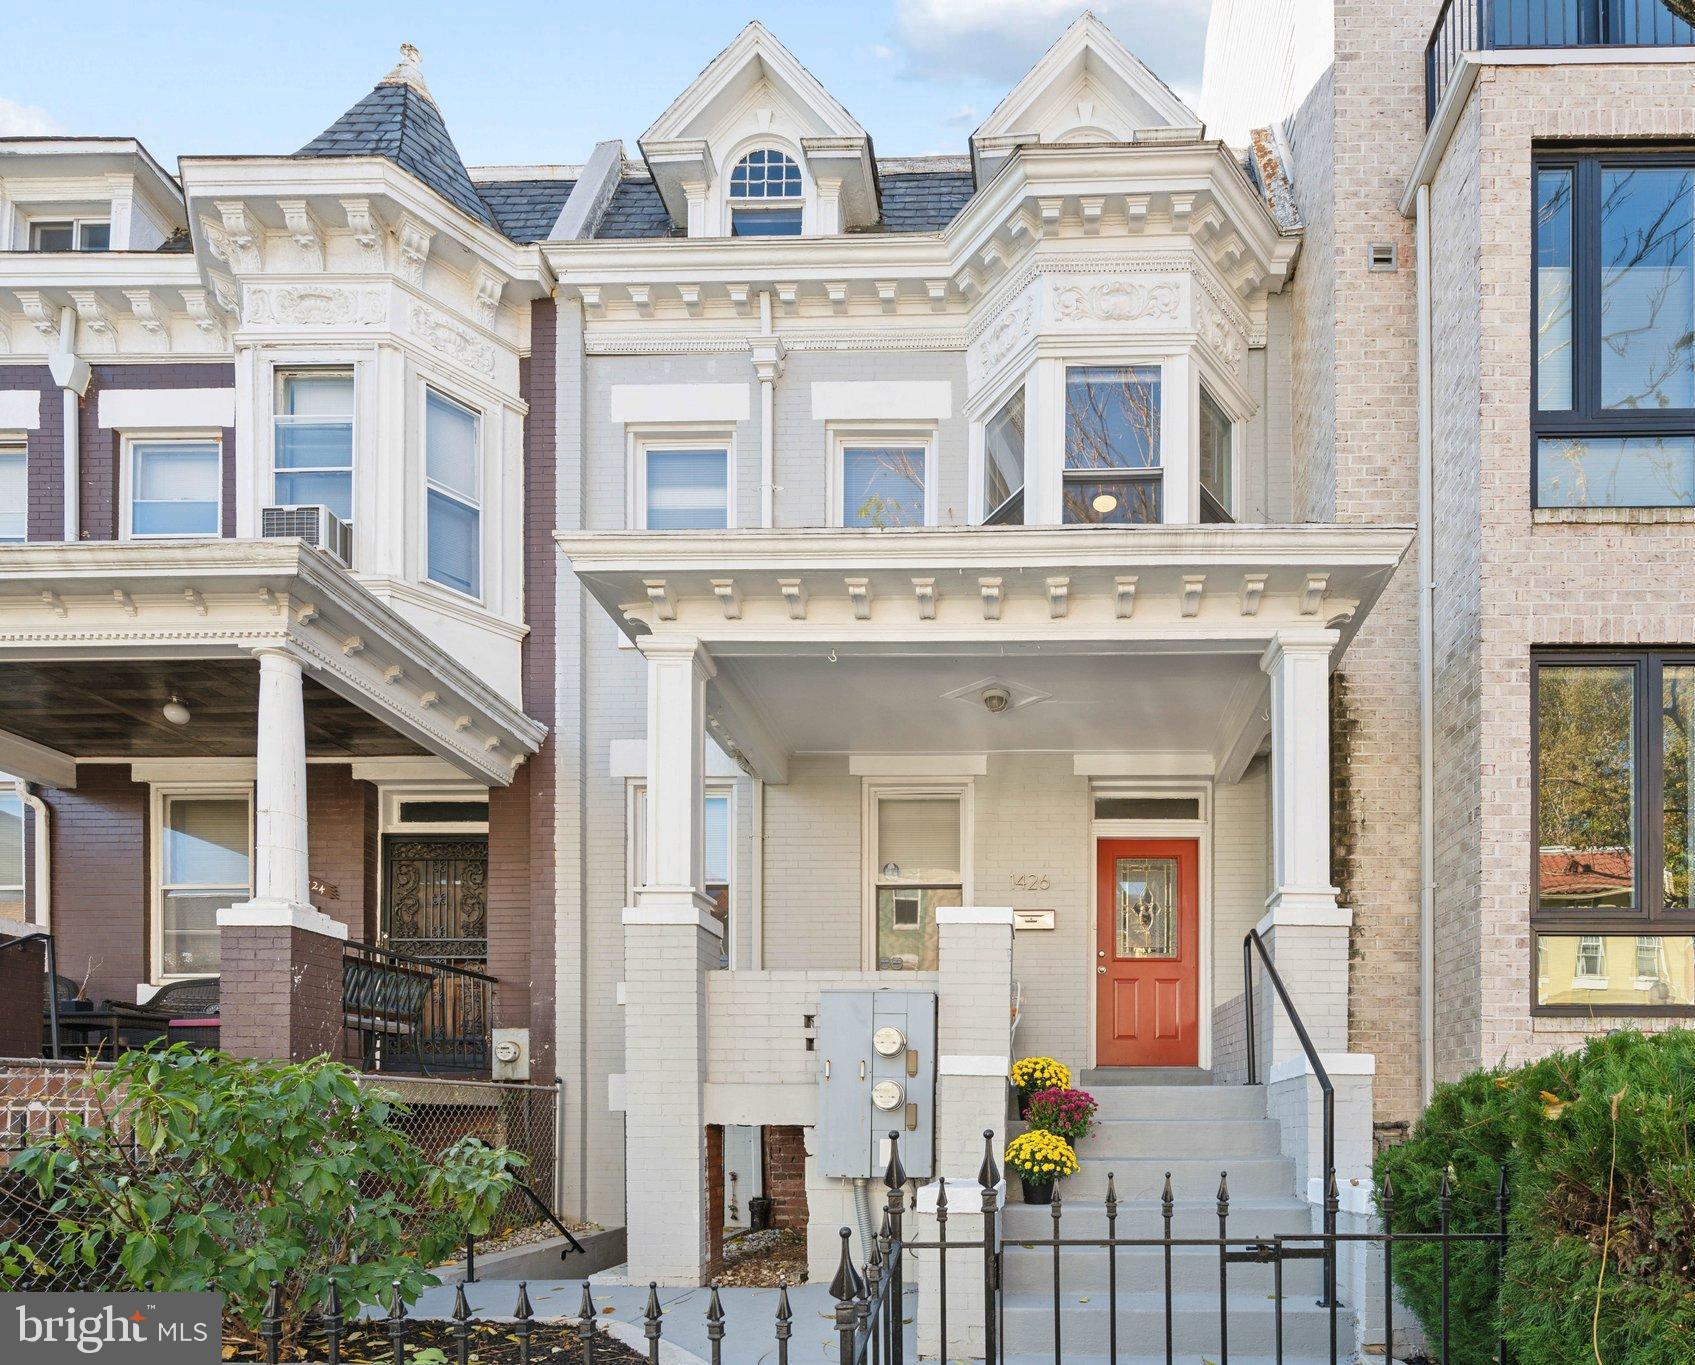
1243 927 1337 1319
462 1177 586 1282
2 929 61 1060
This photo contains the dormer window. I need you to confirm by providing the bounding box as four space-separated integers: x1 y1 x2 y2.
728 149 803 237
29 218 110 252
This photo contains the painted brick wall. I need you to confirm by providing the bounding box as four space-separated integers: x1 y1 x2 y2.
0 367 62 541
305 765 377 941
761 756 863 970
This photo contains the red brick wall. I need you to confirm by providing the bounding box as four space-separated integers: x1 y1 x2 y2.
487 767 531 1033
0 939 46 1057
705 1123 725 1273
44 765 149 1003
305 766 377 942
761 1125 809 1231
219 924 344 1062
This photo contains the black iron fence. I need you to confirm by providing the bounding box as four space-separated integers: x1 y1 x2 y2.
248 1129 1508 1365
342 940 494 1076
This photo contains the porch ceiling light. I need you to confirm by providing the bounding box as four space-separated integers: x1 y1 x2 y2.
981 686 1012 715
162 695 191 726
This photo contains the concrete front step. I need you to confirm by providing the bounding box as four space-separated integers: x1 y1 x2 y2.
999 1240 1327 1295
1000 1196 1316 1240
1001 1290 1350 1355
1087 1083 1267 1122
1079 1066 1214 1087
1073 1117 1286 1160
1062 1154 1296 1202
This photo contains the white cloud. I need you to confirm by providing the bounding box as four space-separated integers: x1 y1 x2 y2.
893 0 1212 95
943 102 978 126
0 97 64 137
872 43 896 61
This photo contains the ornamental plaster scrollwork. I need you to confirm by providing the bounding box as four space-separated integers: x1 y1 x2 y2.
1051 276 1182 325
1194 287 1246 375
974 295 1033 372
408 303 496 375
244 285 386 327
396 215 435 287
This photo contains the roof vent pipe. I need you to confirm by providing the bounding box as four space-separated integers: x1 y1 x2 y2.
47 306 92 543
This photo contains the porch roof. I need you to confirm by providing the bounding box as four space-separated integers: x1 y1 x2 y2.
0 540 546 787
557 524 1412 784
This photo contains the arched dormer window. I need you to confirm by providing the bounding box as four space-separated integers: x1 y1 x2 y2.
728 148 804 237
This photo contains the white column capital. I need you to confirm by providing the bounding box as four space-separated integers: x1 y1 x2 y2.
636 633 716 680
1259 628 1340 675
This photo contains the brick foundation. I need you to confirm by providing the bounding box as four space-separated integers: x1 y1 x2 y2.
218 923 345 1062
760 1125 808 1231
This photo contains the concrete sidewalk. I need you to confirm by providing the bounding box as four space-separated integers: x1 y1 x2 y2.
406 1277 919 1364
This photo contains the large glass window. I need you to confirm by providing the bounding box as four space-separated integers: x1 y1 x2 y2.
1534 652 1695 1011
0 446 24 542
425 389 481 597
0 787 23 921
642 446 729 529
729 149 804 237
158 794 251 978
983 388 1026 525
128 439 221 537
274 371 354 522
1063 364 1161 524
841 444 927 527
1199 386 1235 522
872 794 963 971
1534 153 1695 508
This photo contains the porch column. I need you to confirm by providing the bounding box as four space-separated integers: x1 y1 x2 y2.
217 647 348 1062
623 635 721 1284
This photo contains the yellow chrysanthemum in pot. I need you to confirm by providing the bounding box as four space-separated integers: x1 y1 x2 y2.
1004 1129 1079 1205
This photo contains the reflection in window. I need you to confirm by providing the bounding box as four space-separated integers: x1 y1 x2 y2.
1199 386 1234 522
983 389 1026 525
874 796 962 971
159 795 251 977
1537 434 1695 507
1063 365 1161 524
1536 663 1635 911
1537 935 1695 1007
0 788 23 921
1600 167 1694 412
1664 665 1695 910
842 446 926 527
1537 168 1574 412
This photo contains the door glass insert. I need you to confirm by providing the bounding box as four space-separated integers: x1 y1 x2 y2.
1114 857 1176 959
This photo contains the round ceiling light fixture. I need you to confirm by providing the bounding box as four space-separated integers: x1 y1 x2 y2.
1091 492 1120 516
981 685 1012 715
162 695 191 726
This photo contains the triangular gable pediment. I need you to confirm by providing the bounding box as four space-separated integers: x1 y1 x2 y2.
972 12 1202 181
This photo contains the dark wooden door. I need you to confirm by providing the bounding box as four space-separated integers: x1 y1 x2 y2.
382 835 489 1071
1094 837 1199 1067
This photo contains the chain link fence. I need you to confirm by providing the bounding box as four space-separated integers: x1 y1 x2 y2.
0 1058 563 1294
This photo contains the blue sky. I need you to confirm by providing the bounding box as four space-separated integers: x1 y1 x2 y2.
0 1 1213 168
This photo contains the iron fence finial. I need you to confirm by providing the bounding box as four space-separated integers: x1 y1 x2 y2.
884 1129 907 1188
977 1128 1000 1189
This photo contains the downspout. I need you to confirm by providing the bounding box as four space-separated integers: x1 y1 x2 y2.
751 777 765 970
48 306 91 543
751 290 784 528
20 784 51 930
1415 183 1436 1103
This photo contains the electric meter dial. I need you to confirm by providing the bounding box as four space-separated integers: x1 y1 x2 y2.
872 1026 906 1056
870 1079 905 1112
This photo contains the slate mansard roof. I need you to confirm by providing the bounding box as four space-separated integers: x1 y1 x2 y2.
475 177 577 243
296 49 499 231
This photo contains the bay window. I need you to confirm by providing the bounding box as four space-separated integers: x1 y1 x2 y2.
1062 364 1161 524
127 438 221 537
869 790 965 971
982 387 1026 525
1533 152 1695 509
274 370 354 523
1532 651 1695 1010
155 791 252 978
425 388 481 597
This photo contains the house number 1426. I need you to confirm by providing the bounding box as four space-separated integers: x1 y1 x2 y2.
1012 873 1051 891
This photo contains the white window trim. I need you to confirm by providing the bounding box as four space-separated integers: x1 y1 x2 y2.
421 384 485 604
271 365 356 525
827 425 938 528
628 429 737 531
860 779 974 973
120 431 224 541
627 780 737 962
720 141 810 238
28 216 110 251
148 782 254 984
0 440 26 543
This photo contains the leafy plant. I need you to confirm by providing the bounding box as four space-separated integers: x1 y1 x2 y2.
1376 1028 1695 1364
1004 1129 1078 1186
0 1048 521 1354
1024 1087 1097 1143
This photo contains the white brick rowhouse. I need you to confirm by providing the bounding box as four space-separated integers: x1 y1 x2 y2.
5 4 1695 1354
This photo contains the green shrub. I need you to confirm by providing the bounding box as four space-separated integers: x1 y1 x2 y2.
0 1048 520 1354
1376 1029 1695 1363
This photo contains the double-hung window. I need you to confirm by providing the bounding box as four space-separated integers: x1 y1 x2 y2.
982 388 1026 525
1532 651 1695 1010
0 445 24 542
0 786 23 921
640 443 730 529
156 792 252 978
839 440 929 527
870 791 965 971
1062 364 1162 523
424 388 481 598
127 439 221 537
274 370 354 522
1533 151 1695 508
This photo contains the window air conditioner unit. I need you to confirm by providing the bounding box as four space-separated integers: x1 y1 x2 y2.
261 505 352 566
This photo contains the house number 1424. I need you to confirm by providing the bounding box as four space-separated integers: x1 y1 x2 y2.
1012 873 1051 891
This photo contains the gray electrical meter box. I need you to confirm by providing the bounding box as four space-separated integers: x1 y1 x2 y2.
816 989 936 1180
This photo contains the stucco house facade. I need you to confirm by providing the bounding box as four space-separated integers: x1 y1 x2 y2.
3 3 1693 1352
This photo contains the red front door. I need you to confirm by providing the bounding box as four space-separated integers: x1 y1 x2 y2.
1094 838 1199 1067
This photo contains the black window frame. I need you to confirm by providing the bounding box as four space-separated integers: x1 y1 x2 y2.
1531 648 1695 1016
1531 147 1695 509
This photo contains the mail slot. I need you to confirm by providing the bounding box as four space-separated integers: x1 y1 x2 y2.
1013 909 1056 931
